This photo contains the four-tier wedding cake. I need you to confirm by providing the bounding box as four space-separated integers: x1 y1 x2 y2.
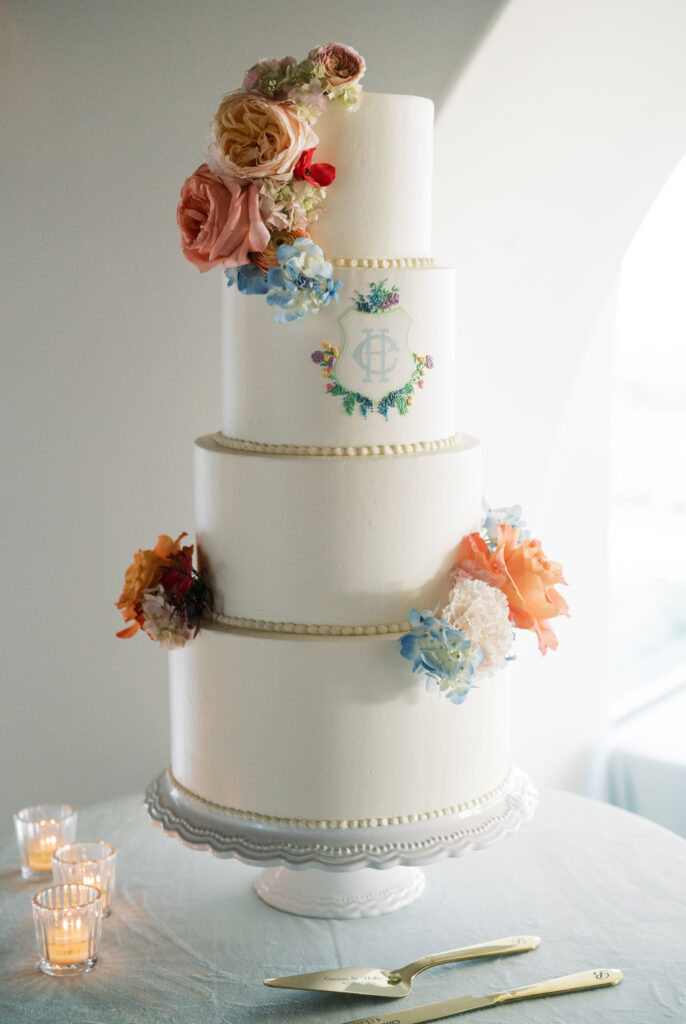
122 45 567 867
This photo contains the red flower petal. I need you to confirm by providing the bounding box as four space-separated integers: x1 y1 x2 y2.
307 161 336 186
293 148 336 188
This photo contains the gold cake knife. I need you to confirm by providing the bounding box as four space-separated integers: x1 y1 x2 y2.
264 935 540 997
340 968 623 1024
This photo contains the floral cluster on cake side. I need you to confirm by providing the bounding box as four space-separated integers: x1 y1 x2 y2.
116 534 212 650
177 44 365 322
401 506 569 704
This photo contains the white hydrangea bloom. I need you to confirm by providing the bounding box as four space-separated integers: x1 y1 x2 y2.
441 573 513 677
141 585 194 651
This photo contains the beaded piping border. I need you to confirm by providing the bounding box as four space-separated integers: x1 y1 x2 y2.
167 765 514 830
213 432 458 458
330 256 435 269
208 613 410 636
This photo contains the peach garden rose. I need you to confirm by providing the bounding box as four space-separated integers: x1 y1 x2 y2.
208 92 317 182
454 524 569 655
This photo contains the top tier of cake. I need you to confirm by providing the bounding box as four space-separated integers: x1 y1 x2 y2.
313 93 433 260
220 92 455 450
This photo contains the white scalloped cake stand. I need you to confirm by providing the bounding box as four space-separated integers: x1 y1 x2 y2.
145 766 537 918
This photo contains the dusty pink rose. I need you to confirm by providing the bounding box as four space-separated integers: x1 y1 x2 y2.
177 164 270 272
210 92 317 181
308 43 366 93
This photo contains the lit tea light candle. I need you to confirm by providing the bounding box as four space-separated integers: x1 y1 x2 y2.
52 841 117 916
26 834 58 872
13 805 77 881
48 918 92 966
32 883 102 976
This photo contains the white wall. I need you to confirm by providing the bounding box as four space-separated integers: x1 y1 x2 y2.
433 0 686 789
2 0 686 837
0 0 504 837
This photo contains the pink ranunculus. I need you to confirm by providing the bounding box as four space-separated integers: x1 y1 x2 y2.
308 43 366 93
177 164 270 272
210 92 317 182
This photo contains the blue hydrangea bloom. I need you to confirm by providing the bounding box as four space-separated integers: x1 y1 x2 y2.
264 238 343 323
482 502 530 549
400 608 483 705
224 264 269 295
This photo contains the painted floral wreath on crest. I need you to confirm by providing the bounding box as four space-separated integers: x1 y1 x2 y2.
177 44 365 322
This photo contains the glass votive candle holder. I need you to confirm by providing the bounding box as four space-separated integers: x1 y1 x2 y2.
52 841 117 916
32 883 102 976
14 804 77 880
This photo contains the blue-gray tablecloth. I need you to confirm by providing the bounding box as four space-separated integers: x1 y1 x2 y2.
1 788 685 1023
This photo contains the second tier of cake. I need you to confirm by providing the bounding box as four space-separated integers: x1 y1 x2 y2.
195 433 481 627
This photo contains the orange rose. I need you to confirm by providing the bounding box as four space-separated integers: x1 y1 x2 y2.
455 524 569 654
116 534 191 639
211 92 317 181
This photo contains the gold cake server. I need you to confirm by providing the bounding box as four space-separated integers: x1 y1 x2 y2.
340 968 623 1024
264 935 540 997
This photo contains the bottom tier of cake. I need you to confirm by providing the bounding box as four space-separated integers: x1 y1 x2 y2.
169 622 510 825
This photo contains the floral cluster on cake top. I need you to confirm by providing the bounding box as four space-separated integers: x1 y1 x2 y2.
401 505 569 704
177 44 365 322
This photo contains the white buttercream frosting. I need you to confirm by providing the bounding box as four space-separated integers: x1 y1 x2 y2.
313 93 434 258
221 266 457 449
167 764 515 830
194 433 481 625
169 627 510 822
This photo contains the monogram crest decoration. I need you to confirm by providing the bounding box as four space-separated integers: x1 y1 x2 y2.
310 281 434 418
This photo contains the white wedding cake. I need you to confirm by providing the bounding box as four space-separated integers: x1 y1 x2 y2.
124 45 566 859
170 89 513 827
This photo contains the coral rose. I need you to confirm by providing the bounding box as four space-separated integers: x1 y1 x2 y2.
308 43 366 94
454 524 569 655
116 534 192 638
209 92 317 181
177 164 270 272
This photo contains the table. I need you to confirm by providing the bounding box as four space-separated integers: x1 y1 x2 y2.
1 789 685 1023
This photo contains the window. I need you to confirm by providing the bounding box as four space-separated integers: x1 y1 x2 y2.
610 155 686 720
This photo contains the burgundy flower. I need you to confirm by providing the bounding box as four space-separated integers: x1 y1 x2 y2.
160 552 194 598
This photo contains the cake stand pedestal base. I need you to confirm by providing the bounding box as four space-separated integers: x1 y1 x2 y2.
255 864 425 918
145 765 537 918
